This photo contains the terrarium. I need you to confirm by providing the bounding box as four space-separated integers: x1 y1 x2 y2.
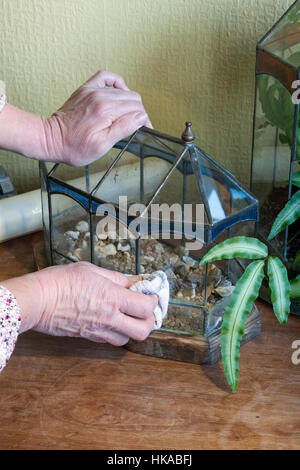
251 0 300 263
40 123 260 364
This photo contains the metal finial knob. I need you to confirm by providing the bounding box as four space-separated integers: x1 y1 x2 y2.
181 121 195 143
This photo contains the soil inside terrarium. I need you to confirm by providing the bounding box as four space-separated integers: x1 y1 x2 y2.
259 186 300 262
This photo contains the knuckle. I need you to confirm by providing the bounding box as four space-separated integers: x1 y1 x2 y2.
77 261 92 269
72 261 92 274
112 271 127 285
136 324 151 342
150 294 158 310
94 100 108 115
96 142 109 158
100 312 110 328
106 306 120 329
143 296 157 318
115 336 129 347
131 91 141 101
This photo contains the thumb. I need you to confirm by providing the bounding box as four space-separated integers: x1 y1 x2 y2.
106 111 149 147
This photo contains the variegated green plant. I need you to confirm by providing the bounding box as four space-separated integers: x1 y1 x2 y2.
201 235 291 391
221 260 265 391
268 190 300 241
269 185 300 302
200 236 268 265
200 145 300 390
267 257 291 324
211 40 300 390
292 171 300 188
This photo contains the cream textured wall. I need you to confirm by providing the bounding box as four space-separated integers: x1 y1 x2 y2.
0 0 294 193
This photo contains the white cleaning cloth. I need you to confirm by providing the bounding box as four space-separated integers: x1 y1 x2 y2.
130 271 169 330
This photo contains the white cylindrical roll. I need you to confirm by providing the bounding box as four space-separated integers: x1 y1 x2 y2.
0 189 42 242
0 158 170 243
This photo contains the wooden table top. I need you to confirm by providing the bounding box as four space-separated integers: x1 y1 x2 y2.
0 232 299 450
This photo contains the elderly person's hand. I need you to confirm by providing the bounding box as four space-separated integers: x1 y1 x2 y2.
43 70 152 166
0 70 155 369
2 262 157 345
0 70 151 166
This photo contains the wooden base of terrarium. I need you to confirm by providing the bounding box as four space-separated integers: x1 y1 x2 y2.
33 240 261 366
125 304 261 366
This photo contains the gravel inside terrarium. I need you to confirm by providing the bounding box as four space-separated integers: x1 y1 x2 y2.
54 220 235 331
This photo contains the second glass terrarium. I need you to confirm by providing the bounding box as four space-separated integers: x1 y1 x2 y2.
251 0 300 262
40 123 260 364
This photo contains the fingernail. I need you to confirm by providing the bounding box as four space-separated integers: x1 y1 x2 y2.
134 112 147 125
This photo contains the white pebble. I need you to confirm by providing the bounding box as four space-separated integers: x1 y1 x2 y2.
117 242 131 252
73 248 87 261
96 243 117 257
64 230 80 240
67 252 80 262
182 256 197 267
81 239 88 250
75 220 89 233
214 285 235 297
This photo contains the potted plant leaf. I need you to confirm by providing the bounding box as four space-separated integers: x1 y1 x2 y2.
201 185 300 391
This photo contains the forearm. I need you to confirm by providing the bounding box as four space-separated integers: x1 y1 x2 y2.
0 285 21 372
0 103 49 160
1 272 44 334
0 70 151 167
0 273 43 372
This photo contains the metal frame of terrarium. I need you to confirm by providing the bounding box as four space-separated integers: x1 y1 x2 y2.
250 0 300 262
40 122 259 340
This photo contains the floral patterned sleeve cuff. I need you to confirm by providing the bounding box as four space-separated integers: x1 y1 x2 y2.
0 286 21 372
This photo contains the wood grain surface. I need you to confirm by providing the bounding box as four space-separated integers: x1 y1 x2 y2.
0 232 299 450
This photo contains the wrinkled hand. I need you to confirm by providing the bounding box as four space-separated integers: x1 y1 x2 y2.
3 262 157 346
43 70 152 166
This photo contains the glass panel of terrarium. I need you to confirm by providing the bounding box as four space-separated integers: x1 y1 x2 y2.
259 1 300 67
185 172 208 221
142 162 207 244
191 148 255 223
139 132 186 209
132 128 185 160
285 160 300 263
40 162 51 263
137 164 209 307
161 303 205 335
91 130 184 206
137 166 181 266
92 149 141 205
52 252 73 266
49 147 121 194
252 74 294 249
50 193 91 263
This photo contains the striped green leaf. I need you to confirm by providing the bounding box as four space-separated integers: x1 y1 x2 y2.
267 257 290 324
221 260 265 391
200 237 268 265
292 171 300 188
268 190 300 240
